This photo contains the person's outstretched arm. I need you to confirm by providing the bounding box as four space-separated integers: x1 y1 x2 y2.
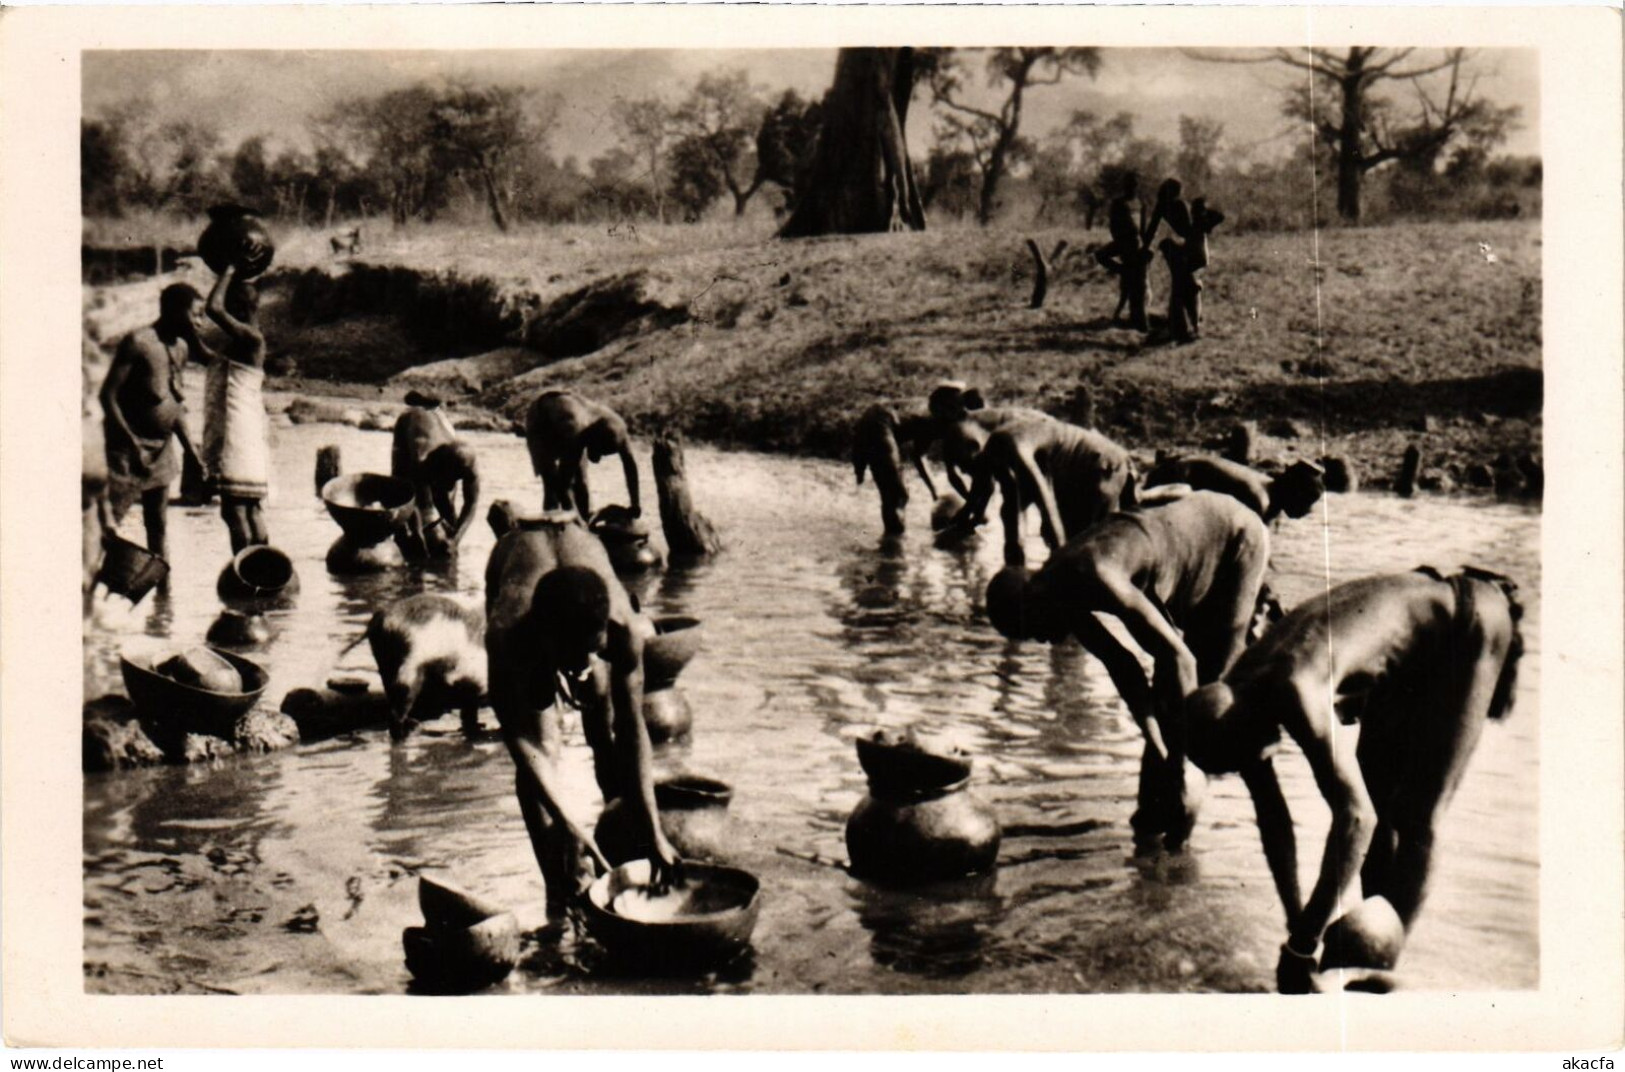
1240 757 1303 926
608 624 680 885
1284 702 1377 956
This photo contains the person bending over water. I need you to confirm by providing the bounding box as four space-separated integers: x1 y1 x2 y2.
198 264 271 553
1143 455 1323 523
524 389 641 521
484 512 680 916
99 284 208 559
1183 567 1524 993
852 402 939 536
918 381 1051 501
948 412 1137 566
390 397 480 559
985 490 1270 852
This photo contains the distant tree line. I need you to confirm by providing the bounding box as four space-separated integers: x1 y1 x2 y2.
82 49 1537 236
82 71 823 231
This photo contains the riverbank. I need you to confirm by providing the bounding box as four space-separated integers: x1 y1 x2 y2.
85 217 1543 495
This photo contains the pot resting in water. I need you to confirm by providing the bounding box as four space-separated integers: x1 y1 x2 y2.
642 687 693 743
217 545 300 607
845 780 1002 885
325 533 404 575
595 775 738 865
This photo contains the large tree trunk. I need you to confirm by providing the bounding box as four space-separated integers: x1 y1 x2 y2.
1336 70 1365 222
480 166 510 232
780 48 926 238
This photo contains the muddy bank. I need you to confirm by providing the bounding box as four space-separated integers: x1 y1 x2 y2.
90 219 1543 497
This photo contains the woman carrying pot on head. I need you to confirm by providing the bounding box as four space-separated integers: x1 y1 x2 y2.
199 260 272 555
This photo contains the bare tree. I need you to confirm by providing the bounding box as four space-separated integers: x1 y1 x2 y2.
926 48 1102 225
1203 47 1520 221
780 48 927 238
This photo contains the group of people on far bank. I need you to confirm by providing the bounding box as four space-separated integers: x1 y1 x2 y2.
1093 173 1224 343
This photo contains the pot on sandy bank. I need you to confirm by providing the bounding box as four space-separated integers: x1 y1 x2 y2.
121 645 270 739
596 775 738 866
217 546 300 609
325 533 404 575
643 688 693 743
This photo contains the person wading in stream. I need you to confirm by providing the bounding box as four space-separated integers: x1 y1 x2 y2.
198 264 272 553
984 490 1271 854
524 389 642 522
484 512 682 917
391 394 481 560
1183 567 1524 993
100 284 209 559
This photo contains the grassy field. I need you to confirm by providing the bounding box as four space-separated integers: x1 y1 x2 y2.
88 214 1543 492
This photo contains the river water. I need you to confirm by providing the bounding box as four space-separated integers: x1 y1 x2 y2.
84 416 1540 995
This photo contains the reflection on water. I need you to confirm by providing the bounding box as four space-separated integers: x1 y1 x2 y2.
84 419 1540 994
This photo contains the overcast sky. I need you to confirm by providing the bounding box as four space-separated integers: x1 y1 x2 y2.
83 48 1541 167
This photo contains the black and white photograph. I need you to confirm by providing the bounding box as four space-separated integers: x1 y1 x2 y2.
3 0 1622 1054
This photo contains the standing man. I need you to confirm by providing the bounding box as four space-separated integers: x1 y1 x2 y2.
1183 567 1524 993
524 389 641 522
99 284 208 559
1093 172 1152 332
984 490 1270 853
484 513 681 916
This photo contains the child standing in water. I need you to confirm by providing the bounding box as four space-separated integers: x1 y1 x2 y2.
200 262 272 553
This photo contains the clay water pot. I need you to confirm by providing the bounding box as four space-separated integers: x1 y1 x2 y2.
95 533 169 605
402 874 520 993
581 859 761 972
280 682 390 742
198 205 276 279
325 533 404 575
644 616 704 691
217 546 300 608
120 645 269 739
205 610 273 648
590 508 664 575
321 473 415 545
1321 895 1407 972
596 775 737 866
642 688 693 743
930 492 966 533
846 777 1002 886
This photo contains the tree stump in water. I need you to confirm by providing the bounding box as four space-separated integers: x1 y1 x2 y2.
315 445 342 494
653 432 722 559
1396 444 1422 498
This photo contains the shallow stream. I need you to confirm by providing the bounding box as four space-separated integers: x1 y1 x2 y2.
84 416 1540 995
